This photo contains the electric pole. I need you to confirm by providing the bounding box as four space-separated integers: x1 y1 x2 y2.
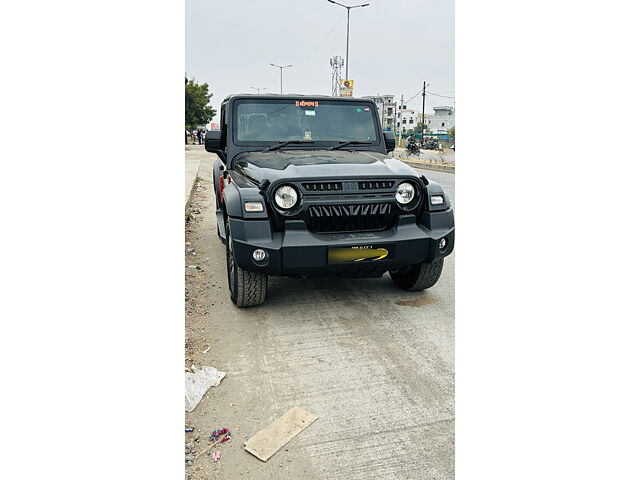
398 94 404 143
393 103 397 136
421 82 431 138
422 81 426 137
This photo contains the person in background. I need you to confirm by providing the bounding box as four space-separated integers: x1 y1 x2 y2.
192 129 197 145
185 129 189 145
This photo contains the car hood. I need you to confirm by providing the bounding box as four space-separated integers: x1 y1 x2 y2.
233 150 418 184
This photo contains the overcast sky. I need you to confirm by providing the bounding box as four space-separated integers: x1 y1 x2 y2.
186 0 454 121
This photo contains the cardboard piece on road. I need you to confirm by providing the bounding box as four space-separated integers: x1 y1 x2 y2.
244 407 318 462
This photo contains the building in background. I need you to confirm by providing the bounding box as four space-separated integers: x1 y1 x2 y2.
362 95 396 131
419 106 455 138
396 104 417 135
363 96 454 137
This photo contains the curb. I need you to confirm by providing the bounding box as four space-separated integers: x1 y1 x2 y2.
185 148 203 214
399 158 455 174
185 173 198 214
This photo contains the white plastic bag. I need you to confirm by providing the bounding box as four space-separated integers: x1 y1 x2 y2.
185 366 226 412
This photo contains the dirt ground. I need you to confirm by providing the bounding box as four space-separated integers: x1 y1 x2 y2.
185 173 454 480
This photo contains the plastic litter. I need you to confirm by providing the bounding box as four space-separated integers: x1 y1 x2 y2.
211 451 221 462
194 428 232 459
185 366 226 412
209 428 231 442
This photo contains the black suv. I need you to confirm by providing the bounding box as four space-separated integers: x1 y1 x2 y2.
205 94 454 307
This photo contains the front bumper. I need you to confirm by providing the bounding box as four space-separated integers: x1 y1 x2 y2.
227 210 454 277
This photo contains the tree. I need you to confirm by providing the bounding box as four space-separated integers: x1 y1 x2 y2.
447 126 455 139
185 76 216 130
409 122 431 136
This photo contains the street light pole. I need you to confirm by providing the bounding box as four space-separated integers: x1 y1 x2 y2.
327 1 370 82
269 63 293 94
251 87 266 94
346 7 350 80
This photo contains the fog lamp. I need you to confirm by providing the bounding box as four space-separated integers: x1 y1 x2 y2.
252 249 266 261
439 238 447 250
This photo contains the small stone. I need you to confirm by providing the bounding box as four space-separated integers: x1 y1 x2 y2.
185 455 193 462
187 460 193 467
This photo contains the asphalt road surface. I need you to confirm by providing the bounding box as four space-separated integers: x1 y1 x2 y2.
185 160 454 480
416 169 455 206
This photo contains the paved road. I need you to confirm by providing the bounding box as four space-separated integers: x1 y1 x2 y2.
415 168 455 206
185 153 454 480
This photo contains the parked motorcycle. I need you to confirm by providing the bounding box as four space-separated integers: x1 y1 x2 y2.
424 139 439 150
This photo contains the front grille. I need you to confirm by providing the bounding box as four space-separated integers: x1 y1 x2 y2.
308 203 393 233
302 182 343 191
358 180 395 190
302 180 396 192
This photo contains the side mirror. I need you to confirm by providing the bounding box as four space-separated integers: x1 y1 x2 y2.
205 130 223 153
384 131 396 153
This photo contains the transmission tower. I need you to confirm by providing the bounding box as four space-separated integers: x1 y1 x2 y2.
330 56 344 96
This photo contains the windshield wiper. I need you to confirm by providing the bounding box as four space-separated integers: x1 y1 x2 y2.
262 140 314 152
329 141 372 151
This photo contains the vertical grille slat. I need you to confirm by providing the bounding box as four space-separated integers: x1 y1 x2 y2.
308 203 394 233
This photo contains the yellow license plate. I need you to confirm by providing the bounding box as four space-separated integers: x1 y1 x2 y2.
328 245 393 264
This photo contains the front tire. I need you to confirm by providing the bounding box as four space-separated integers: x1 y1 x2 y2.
225 220 268 307
390 257 444 291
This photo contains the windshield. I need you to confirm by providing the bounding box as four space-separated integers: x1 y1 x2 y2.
234 99 379 145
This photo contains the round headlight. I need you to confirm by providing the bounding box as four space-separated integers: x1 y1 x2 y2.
395 182 415 205
274 185 298 209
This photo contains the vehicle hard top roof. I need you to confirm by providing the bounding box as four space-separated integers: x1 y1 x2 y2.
222 93 375 103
